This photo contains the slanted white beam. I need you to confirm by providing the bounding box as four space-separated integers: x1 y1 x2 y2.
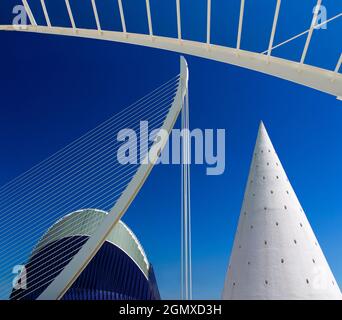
267 0 281 57
65 0 76 30
176 0 182 40
91 0 101 32
118 0 127 34
22 0 37 26
236 0 245 50
40 0 51 27
332 53 342 86
300 0 322 64
334 53 342 73
206 0 211 45
37 57 189 300
145 0 153 36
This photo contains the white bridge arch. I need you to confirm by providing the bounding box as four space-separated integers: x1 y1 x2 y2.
0 0 341 98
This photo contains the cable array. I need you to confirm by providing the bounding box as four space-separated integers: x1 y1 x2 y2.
1 74 180 300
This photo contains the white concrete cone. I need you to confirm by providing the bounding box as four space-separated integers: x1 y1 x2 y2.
222 121 341 300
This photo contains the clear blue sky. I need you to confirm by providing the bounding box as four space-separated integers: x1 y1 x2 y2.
0 0 341 299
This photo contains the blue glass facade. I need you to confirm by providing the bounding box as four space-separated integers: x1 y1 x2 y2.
10 236 160 300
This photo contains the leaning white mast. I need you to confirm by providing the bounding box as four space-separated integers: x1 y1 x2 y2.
37 57 189 300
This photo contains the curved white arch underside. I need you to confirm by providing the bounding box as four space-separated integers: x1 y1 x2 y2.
1 24 341 99
35 56 189 300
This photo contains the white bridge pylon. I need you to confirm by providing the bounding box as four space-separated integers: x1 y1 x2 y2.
0 0 341 99
35 56 189 300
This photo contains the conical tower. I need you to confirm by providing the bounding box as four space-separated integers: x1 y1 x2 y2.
223 122 341 300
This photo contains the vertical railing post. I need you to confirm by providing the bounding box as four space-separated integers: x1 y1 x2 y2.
300 0 322 64
22 0 37 26
331 53 342 84
40 0 51 27
65 0 76 32
206 0 211 46
176 0 182 41
118 0 127 36
145 0 153 37
91 0 102 33
267 0 281 60
236 0 245 52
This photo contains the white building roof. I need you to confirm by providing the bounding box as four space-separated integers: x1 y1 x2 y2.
222 121 341 300
32 209 150 278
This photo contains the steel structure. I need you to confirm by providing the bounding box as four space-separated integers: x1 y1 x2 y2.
34 57 189 300
0 0 341 301
0 0 341 98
